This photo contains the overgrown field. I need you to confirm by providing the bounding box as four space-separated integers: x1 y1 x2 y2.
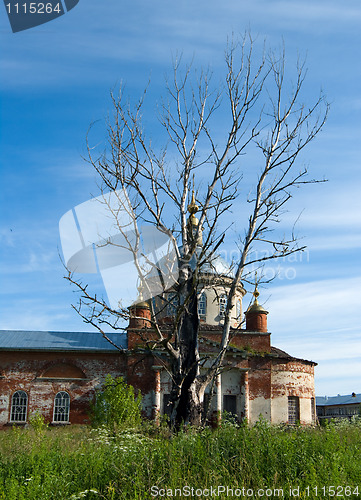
0 419 360 499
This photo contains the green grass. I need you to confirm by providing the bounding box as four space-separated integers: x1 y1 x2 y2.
0 419 360 499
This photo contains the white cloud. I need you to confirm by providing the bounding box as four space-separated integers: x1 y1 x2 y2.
267 276 360 328
0 229 16 247
315 358 361 396
279 332 361 362
265 276 361 395
317 358 361 378
294 201 361 231
306 234 361 251
0 308 78 331
255 0 361 25
1 0 360 90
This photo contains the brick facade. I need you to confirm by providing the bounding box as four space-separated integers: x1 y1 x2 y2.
0 320 316 427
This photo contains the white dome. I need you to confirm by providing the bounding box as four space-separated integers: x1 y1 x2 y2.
178 246 234 278
201 254 234 278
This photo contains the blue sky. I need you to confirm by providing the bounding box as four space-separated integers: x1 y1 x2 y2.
0 0 360 396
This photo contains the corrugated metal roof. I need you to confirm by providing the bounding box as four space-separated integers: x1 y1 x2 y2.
0 330 127 351
316 393 361 406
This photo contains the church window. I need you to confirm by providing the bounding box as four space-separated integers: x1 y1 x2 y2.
288 396 300 424
53 391 70 423
10 390 28 422
198 292 206 319
219 294 227 317
163 394 172 417
223 395 237 421
311 397 316 422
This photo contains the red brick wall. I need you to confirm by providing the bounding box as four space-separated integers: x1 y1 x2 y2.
201 331 271 352
271 360 315 398
246 312 268 333
0 351 126 427
248 358 272 400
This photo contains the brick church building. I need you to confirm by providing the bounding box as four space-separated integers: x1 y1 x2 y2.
0 196 317 428
0 288 317 427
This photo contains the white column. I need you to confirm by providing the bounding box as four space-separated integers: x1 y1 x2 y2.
243 371 250 422
152 366 161 423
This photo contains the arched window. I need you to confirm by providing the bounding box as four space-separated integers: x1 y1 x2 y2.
198 292 207 319
53 391 70 423
219 293 227 317
10 390 28 422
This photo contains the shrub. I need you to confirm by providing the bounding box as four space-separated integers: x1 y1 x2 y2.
28 412 48 432
90 375 142 430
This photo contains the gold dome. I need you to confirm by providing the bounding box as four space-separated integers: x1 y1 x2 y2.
187 190 202 245
134 282 150 309
247 285 268 314
188 191 199 226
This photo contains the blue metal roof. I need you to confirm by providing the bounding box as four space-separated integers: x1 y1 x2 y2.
316 393 361 406
0 330 127 351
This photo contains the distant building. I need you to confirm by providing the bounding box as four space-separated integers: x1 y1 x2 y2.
316 393 361 421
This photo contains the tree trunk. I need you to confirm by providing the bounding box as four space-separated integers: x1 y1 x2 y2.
169 272 202 428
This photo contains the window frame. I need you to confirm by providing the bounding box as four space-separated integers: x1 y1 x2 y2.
219 293 227 318
288 396 300 424
10 390 28 423
53 391 70 423
198 292 207 319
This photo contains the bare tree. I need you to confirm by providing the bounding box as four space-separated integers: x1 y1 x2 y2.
64 34 328 427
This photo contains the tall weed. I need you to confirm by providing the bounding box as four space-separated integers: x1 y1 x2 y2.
0 420 360 499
